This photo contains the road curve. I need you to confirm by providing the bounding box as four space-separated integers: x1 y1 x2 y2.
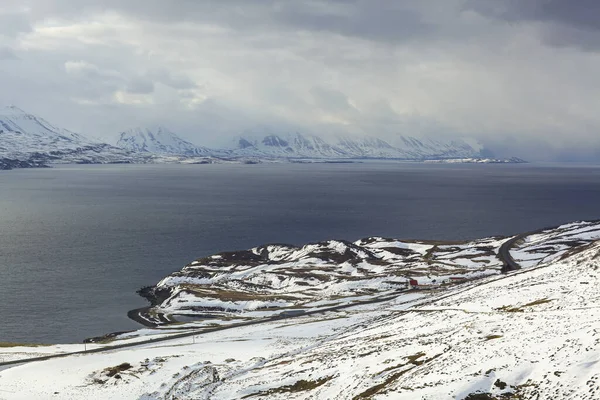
498 231 530 272
498 219 600 272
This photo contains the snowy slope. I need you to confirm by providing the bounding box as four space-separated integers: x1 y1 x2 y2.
0 106 144 165
2 222 600 399
134 221 600 327
136 236 506 325
228 130 491 160
117 127 226 157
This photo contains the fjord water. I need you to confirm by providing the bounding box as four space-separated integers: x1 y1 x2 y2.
1 162 600 343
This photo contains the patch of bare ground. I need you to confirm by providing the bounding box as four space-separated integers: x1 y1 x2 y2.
497 298 553 313
558 241 600 260
104 363 132 377
484 334 503 341
90 363 134 385
241 376 333 398
354 353 441 399
181 286 301 302
0 342 49 348
462 381 536 400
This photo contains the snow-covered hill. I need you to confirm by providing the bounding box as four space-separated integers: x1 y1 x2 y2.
135 236 506 326
117 126 225 157
0 106 143 165
2 221 600 399
227 131 491 160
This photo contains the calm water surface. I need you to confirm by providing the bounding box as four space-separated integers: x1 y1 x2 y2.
1 162 599 343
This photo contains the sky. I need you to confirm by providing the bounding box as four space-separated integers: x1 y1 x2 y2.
1 0 600 160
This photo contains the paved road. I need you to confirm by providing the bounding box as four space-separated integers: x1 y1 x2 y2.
498 219 600 272
0 291 403 368
498 231 531 272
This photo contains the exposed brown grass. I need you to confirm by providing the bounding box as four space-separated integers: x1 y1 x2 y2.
484 334 503 341
242 376 333 398
181 285 300 301
497 298 553 313
104 362 133 377
357 353 441 399
0 342 48 348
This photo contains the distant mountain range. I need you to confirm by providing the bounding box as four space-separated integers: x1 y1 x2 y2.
227 131 491 160
0 106 523 169
116 126 493 160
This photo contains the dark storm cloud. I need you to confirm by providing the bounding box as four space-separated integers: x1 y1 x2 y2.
23 0 260 24
274 1 433 43
17 0 435 44
466 0 600 50
466 0 600 29
2 0 600 160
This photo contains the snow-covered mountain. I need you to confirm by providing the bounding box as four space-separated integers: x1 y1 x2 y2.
227 130 490 160
0 105 519 166
117 126 224 157
0 106 141 165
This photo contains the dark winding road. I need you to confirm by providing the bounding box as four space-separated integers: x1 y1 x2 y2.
499 230 530 272
498 220 600 272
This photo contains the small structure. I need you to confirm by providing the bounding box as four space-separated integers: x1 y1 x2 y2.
407 278 441 291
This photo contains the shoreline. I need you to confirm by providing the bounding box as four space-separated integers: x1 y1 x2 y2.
125 219 600 336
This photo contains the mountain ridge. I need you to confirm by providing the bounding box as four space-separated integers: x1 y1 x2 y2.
0 105 143 166
226 130 490 160
117 126 226 157
0 106 524 166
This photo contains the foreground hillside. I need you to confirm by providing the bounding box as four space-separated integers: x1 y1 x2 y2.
1 221 600 399
133 235 506 327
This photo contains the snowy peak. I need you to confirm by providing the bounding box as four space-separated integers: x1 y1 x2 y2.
228 130 488 160
3 105 28 115
0 105 88 146
0 105 144 165
117 126 219 157
233 132 342 157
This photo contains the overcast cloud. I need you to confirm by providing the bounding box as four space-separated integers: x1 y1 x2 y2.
1 0 600 160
